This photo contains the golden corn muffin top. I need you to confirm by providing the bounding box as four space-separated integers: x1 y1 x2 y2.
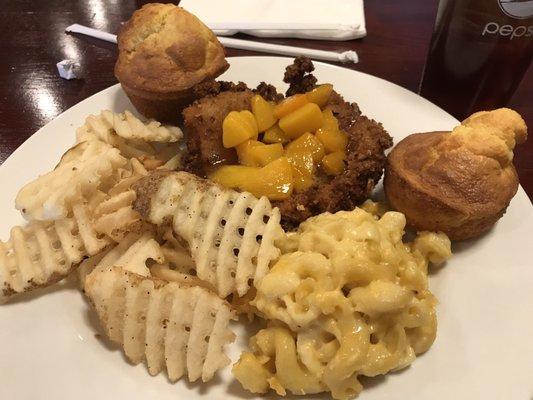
440 108 527 167
115 3 228 95
384 108 527 240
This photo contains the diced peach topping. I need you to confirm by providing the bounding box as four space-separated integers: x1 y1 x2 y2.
322 151 345 175
238 140 283 167
209 165 259 188
287 150 315 191
273 94 309 118
316 127 348 153
263 124 290 144
216 89 347 200
240 110 259 140
236 140 265 167
210 157 293 200
285 132 325 163
247 157 293 200
223 111 259 148
321 108 339 132
316 108 348 152
306 84 333 108
248 143 284 167
251 95 277 132
279 103 324 139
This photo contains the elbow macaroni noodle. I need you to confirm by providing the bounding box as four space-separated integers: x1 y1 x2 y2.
233 203 452 399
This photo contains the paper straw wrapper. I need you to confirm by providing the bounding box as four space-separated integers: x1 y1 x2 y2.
218 37 358 63
205 22 359 31
66 24 118 44
65 24 358 64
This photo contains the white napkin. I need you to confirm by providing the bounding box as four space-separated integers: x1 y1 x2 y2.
180 0 366 41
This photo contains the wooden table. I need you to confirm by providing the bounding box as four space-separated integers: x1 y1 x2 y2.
1 0 531 198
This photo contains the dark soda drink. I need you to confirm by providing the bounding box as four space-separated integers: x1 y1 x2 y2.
419 0 533 120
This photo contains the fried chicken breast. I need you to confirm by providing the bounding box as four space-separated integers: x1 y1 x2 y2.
182 81 284 176
277 58 393 228
182 88 253 175
182 58 392 229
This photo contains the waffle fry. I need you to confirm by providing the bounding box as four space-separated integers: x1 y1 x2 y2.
77 233 138 286
78 230 165 286
76 110 185 172
160 244 195 272
94 207 143 242
78 250 109 290
3 155 157 303
85 266 235 382
157 228 195 270
228 288 257 319
77 110 182 144
101 232 162 276
129 157 149 176
138 143 184 172
78 118 155 161
0 204 111 303
112 233 164 276
133 171 284 298
16 141 127 221
138 155 165 170
157 153 182 171
56 141 90 167
93 175 145 242
150 264 215 292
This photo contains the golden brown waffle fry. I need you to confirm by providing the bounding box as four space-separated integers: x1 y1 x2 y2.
77 110 182 144
78 251 109 290
16 141 127 221
160 245 195 273
154 142 183 162
138 144 184 171
150 264 215 292
133 171 284 298
0 204 111 303
56 141 91 167
159 231 195 269
85 266 235 382
118 137 157 160
94 207 143 242
96 189 137 216
157 153 182 171
227 288 257 320
77 118 156 161
93 177 144 242
138 155 165 170
156 227 196 275
97 232 162 277
78 230 164 287
129 157 149 176
76 110 185 172
112 233 164 276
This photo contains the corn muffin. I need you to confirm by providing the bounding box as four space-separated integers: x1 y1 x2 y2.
385 108 527 240
115 3 229 123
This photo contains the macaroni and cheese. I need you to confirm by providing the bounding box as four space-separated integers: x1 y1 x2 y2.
233 203 451 399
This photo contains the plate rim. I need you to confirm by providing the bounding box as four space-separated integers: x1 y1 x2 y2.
1 55 532 400
3 55 530 204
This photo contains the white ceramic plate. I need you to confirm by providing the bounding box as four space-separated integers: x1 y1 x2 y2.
1 57 532 400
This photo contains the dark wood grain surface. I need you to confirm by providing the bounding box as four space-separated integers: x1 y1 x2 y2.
0 0 531 199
